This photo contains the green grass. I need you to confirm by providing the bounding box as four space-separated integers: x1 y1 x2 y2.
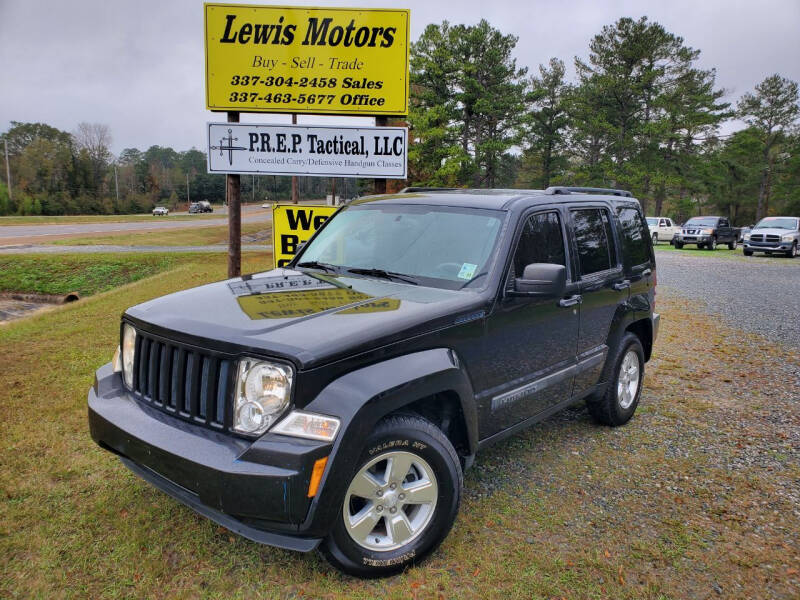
0 253 798 598
0 254 178 296
48 222 270 247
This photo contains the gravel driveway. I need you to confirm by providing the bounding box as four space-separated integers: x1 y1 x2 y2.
655 250 800 349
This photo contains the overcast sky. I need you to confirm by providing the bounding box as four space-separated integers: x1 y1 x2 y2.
1 0 798 155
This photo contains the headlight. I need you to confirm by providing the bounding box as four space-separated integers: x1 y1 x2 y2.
121 324 136 388
234 359 293 435
782 234 794 242
701 229 713 235
272 411 341 441
744 233 751 241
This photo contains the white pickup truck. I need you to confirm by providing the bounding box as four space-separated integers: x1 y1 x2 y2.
646 217 680 245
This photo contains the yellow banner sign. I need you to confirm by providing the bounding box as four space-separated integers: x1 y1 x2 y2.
237 288 400 319
204 4 410 115
272 204 338 268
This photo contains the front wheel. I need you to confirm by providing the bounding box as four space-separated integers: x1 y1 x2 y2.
787 242 798 258
706 237 717 250
587 332 645 426
743 249 753 256
674 241 684 249
652 233 658 245
321 415 462 577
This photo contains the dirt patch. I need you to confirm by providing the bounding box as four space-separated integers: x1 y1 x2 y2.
0 298 58 322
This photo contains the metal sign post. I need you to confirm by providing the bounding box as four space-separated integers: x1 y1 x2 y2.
226 111 241 278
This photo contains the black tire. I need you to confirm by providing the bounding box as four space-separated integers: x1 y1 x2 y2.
320 415 463 578
697 243 705 249
587 332 645 426
706 237 717 250
787 242 798 258
728 239 738 250
743 249 753 256
674 241 684 249
651 233 658 245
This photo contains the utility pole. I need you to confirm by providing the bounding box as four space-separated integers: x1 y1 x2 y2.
291 114 299 203
227 111 242 278
114 166 119 205
331 177 336 205
4 139 11 202
252 175 255 204
186 173 190 204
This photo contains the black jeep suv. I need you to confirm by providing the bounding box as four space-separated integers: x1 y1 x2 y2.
88 186 659 577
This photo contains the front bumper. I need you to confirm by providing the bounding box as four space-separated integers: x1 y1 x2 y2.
88 362 329 551
744 242 792 252
675 235 709 244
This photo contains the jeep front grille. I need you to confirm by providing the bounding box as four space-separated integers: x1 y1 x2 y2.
130 330 234 431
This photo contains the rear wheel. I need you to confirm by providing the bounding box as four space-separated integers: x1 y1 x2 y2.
728 239 738 250
587 332 645 426
652 233 658 245
321 415 462 577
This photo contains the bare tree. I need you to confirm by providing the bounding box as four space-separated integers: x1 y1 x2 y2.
74 122 113 165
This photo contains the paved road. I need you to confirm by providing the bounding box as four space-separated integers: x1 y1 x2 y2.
0 244 271 254
655 250 800 349
0 205 269 245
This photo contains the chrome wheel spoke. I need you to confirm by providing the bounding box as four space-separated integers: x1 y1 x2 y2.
402 480 437 505
349 471 381 499
387 512 414 544
387 453 413 484
349 505 381 541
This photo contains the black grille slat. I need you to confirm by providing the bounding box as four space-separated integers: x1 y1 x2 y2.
128 330 235 432
148 342 160 403
158 344 171 407
216 360 231 427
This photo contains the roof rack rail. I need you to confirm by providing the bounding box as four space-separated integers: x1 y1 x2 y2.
399 187 460 193
544 186 632 198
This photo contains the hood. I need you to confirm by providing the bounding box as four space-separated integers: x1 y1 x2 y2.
125 268 486 369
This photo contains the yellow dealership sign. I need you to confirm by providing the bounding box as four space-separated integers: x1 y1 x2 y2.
272 204 338 268
204 4 410 115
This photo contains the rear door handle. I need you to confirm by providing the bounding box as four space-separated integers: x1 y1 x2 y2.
612 279 631 291
558 294 582 307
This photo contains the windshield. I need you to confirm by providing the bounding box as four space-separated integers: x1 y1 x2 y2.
295 203 505 290
684 217 717 227
646 218 658 226
754 217 798 230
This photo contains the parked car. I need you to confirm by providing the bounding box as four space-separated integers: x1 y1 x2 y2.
152 206 169 216
646 216 680 245
674 216 740 250
743 216 800 257
189 200 213 214
88 186 659 577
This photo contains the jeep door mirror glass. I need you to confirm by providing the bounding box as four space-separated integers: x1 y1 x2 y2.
511 263 566 297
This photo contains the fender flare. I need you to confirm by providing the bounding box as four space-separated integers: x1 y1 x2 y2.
296 348 477 536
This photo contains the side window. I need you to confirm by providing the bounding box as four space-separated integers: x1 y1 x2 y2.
720 218 728 227
659 219 667 227
512 211 566 278
666 219 673 227
616 206 651 269
571 208 615 276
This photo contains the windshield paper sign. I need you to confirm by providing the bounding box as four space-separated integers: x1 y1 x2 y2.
207 123 407 178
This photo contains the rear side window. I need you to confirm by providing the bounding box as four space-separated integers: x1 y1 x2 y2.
571 208 615 275
512 211 566 277
617 206 651 269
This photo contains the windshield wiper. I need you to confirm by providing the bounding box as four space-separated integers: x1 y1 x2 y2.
296 261 337 272
346 267 419 285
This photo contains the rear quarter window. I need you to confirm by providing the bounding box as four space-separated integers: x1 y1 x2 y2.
617 206 651 269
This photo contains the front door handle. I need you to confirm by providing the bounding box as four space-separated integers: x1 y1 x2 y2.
612 279 631 291
558 294 582 307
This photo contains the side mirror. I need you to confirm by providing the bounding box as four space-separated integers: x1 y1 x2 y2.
509 263 566 298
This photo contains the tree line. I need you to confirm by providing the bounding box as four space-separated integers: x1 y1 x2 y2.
2 16 799 223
